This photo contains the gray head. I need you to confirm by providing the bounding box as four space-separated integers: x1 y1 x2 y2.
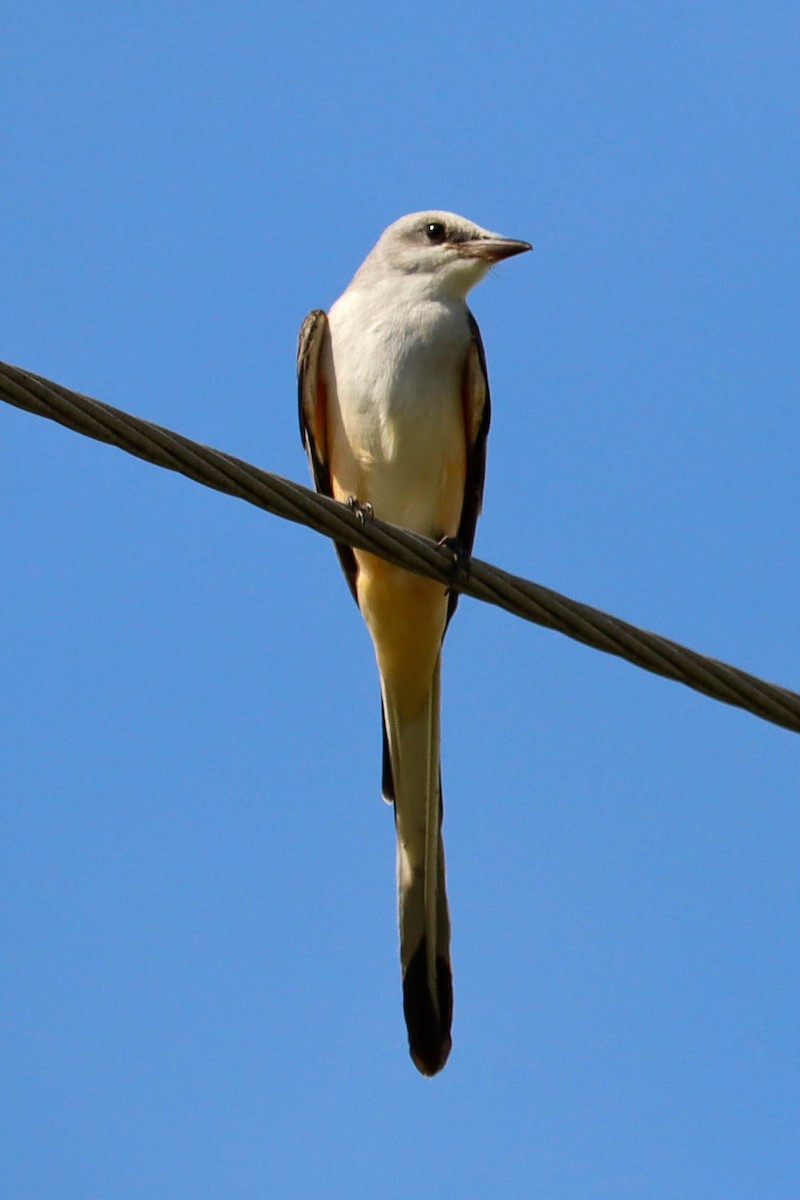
353 210 531 300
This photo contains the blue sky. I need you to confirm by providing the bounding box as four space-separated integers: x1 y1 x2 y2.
2 3 799 1197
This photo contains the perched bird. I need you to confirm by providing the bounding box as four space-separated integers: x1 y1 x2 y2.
298 211 531 1074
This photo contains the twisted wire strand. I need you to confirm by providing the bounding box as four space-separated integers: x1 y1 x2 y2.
2 358 799 735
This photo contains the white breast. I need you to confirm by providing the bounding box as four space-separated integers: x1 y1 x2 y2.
326 281 471 535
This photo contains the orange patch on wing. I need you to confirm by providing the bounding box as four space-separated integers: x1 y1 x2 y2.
437 456 467 541
462 341 487 450
314 380 328 461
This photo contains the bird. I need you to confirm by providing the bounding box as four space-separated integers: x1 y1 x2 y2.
298 211 531 1075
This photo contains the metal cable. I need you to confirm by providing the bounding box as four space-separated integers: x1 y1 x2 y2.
2 358 799 735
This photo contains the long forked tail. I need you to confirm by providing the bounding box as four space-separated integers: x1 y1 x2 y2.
382 656 452 1076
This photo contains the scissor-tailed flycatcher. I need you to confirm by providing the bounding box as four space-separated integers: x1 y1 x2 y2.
298 211 531 1075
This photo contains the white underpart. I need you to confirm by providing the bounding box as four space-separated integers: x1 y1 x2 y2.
326 279 471 535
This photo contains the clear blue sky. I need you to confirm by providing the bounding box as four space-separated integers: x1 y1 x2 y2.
2 3 799 1197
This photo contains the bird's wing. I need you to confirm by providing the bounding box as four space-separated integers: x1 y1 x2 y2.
446 308 491 624
297 308 358 601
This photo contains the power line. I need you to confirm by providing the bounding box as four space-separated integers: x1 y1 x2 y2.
2 358 799 735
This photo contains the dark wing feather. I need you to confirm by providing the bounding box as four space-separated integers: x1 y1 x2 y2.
446 308 491 625
297 308 359 601
297 309 331 492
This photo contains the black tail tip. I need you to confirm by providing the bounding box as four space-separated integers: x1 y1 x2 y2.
402 940 453 1076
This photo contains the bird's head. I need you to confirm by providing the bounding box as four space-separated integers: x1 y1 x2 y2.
355 211 532 300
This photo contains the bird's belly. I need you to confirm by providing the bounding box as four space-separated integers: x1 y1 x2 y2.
332 383 467 541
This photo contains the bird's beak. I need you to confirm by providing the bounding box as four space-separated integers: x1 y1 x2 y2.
458 236 532 262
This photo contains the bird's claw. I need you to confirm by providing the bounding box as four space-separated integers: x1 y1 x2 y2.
347 496 374 525
438 535 471 589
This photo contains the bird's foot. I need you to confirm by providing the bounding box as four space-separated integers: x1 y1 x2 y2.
437 535 471 590
347 496 374 525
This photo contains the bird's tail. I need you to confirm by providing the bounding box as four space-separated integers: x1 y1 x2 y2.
382 655 452 1076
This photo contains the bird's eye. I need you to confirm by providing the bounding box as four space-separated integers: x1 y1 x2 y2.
425 221 447 243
